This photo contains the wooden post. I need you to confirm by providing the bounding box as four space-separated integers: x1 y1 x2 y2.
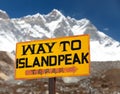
49 77 56 94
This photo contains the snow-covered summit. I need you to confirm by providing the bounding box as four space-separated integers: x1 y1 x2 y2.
46 9 64 18
0 9 6 14
0 9 9 19
0 9 120 61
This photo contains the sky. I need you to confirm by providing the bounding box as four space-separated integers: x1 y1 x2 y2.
0 0 120 41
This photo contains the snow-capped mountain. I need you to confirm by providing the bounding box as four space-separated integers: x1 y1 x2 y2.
0 9 120 61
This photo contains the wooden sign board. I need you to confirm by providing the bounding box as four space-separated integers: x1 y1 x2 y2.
15 35 90 79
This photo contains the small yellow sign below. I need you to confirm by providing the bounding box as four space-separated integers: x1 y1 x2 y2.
15 35 90 79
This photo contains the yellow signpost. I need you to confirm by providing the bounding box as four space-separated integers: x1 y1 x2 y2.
15 34 90 79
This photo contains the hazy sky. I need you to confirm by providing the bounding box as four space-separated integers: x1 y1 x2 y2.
0 0 120 41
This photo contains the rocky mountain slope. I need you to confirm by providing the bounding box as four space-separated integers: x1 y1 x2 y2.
0 51 120 94
0 51 14 81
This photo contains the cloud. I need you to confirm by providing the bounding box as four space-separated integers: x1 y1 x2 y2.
103 28 109 31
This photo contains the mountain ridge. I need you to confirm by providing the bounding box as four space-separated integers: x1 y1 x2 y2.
0 9 120 61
